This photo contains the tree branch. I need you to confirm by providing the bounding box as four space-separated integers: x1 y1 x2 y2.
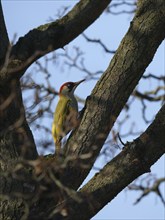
128 178 165 205
52 104 165 220
82 33 116 54
62 0 165 190
0 0 9 66
2 104 165 220
1 0 112 83
133 89 165 102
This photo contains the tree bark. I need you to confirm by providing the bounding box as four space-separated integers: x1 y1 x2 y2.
0 0 9 66
62 0 165 190
0 80 38 218
31 104 165 220
79 104 165 219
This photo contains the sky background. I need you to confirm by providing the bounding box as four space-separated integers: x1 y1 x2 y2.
2 1 165 219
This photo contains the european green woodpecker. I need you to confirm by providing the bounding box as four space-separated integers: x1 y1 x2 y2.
52 79 85 152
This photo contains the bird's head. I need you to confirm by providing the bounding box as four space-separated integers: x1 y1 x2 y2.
59 79 85 96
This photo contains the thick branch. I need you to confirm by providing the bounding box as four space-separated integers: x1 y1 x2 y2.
0 80 38 160
52 104 165 220
79 104 165 217
62 0 165 189
0 1 9 66
1 0 112 83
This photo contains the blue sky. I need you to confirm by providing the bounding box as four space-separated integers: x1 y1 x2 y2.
2 1 165 219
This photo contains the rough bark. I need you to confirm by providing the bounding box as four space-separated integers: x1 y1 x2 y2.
50 104 165 220
0 80 38 219
0 1 9 66
79 104 165 219
62 0 165 190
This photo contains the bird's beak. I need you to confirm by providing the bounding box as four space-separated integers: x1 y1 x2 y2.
73 79 85 88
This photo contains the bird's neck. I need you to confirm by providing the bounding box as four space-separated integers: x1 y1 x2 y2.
59 92 74 99
59 93 78 110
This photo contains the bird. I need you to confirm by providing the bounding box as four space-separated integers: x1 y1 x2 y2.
52 79 85 153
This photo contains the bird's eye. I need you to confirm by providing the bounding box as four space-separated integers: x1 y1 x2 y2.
67 83 73 90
